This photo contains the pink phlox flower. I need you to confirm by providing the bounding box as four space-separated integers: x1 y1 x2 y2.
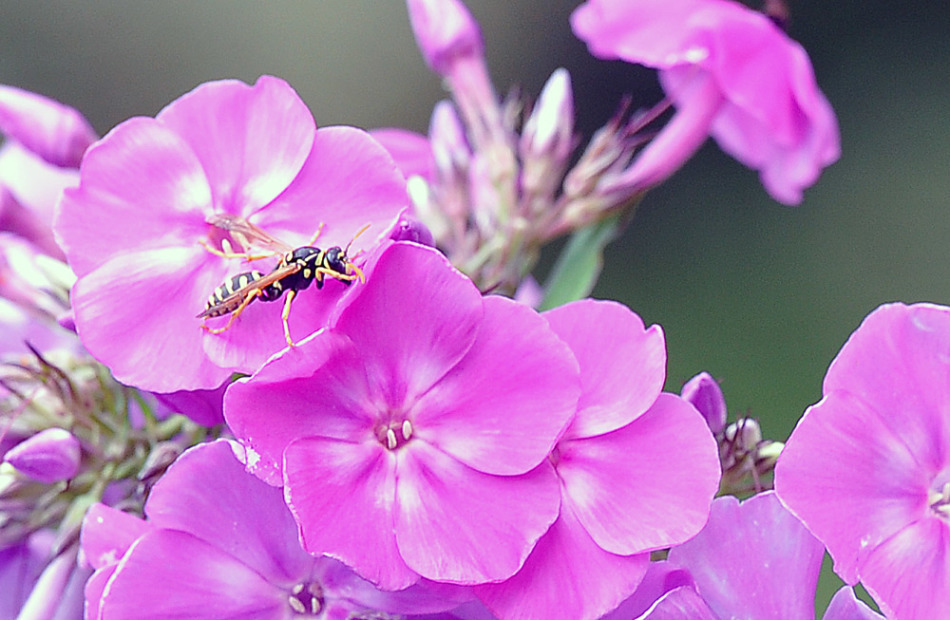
776 302 950 619
0 85 96 258
474 300 721 620
225 242 580 590
0 529 88 620
0 84 96 169
603 492 882 620
54 75 408 392
0 233 78 355
80 440 470 619
571 0 840 205
150 381 228 427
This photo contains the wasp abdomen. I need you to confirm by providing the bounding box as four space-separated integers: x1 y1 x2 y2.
201 270 266 318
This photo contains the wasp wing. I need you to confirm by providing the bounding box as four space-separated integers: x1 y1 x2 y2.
206 213 295 254
196 262 302 319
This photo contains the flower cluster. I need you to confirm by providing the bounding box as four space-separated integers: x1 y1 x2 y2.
12 0 948 619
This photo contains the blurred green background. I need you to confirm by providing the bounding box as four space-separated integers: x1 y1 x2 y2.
2 1 947 612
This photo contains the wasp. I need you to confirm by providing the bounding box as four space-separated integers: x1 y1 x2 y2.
197 215 367 346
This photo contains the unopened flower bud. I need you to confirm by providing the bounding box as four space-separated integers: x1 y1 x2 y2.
406 0 485 76
756 440 784 470
681 372 727 435
430 100 470 179
521 68 575 164
724 417 763 453
4 428 81 483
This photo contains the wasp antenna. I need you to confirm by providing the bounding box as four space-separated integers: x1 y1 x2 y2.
344 224 372 256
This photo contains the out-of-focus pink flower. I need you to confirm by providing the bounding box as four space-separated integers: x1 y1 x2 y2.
603 492 882 620
3 427 81 483
571 0 840 205
0 85 96 169
776 302 950 619
81 440 470 619
0 530 88 620
54 76 407 392
475 301 720 620
226 242 579 590
406 0 484 76
0 85 95 257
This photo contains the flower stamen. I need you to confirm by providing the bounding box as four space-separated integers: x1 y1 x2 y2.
287 582 323 615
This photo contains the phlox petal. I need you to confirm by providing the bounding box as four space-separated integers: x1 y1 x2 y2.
199 284 334 375
54 117 211 277
475 498 649 620
635 586 719 620
823 586 884 620
859 517 950 620
544 299 666 439
255 125 409 246
775 392 926 584
283 436 417 591
80 504 151 571
394 441 561 585
414 295 579 475
370 127 435 182
224 330 376 484
822 302 950 473
145 440 312 585
558 393 720 555
156 75 314 214
99 529 289 620
72 246 231 391
0 84 96 168
84 567 113 620
601 562 696 620
667 492 824 620
334 242 483 410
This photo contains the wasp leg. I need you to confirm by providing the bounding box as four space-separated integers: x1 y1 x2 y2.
316 265 365 283
199 239 276 262
202 289 262 335
281 290 298 347
305 222 326 246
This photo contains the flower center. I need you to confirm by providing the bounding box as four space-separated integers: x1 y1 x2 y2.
928 475 950 521
376 419 413 451
286 581 323 616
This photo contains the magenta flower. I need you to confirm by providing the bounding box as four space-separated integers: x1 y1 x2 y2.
0 530 88 620
150 382 228 427
54 76 407 392
225 242 579 590
776 302 950 619
474 300 720 620
603 492 881 620
571 0 840 205
0 84 96 169
0 85 95 258
81 440 470 619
